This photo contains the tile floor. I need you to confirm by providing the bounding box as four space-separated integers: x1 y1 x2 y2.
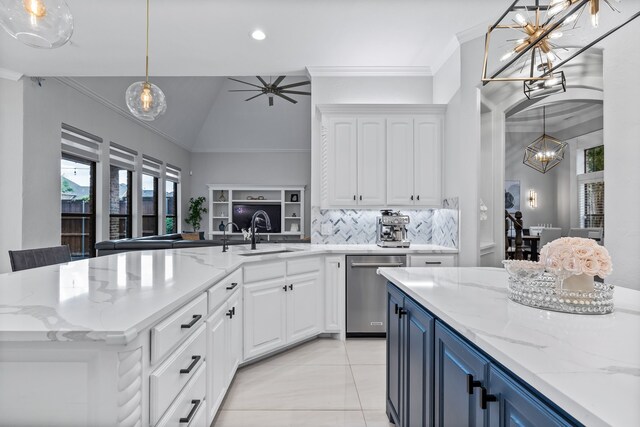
213 338 395 427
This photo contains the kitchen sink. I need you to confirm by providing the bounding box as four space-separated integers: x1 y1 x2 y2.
238 249 297 257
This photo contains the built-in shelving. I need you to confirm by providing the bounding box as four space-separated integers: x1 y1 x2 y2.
207 185 305 238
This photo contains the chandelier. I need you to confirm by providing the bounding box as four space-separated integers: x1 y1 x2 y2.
523 106 568 174
0 0 73 48
125 0 166 121
482 0 640 90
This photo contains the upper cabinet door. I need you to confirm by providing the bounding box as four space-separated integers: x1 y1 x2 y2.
414 117 442 207
357 118 386 205
327 117 358 206
387 118 415 206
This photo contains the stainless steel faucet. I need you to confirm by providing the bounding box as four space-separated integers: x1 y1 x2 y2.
222 222 239 252
250 210 272 250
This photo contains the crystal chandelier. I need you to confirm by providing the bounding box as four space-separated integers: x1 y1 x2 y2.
523 107 568 174
125 0 166 121
0 0 73 48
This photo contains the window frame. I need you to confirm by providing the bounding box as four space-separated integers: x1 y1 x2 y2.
142 173 159 236
165 180 179 234
61 153 96 258
109 165 133 239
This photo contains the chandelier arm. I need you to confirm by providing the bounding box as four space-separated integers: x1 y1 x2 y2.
484 0 589 84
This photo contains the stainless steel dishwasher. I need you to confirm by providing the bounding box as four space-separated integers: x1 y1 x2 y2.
346 254 406 337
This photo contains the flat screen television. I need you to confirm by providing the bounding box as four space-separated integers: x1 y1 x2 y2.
232 203 281 233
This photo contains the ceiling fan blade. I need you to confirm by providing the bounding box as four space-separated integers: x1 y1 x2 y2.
245 93 266 101
256 76 269 87
228 77 263 89
274 92 298 104
279 90 311 96
269 96 274 107
272 76 286 87
277 81 310 90
229 89 263 92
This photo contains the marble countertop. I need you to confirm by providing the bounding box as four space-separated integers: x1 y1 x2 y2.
378 267 640 427
0 243 456 343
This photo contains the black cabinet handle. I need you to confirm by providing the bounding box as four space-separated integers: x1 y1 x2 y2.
181 314 202 329
417 195 420 201
398 308 408 319
410 195 414 201
231 306 236 315
180 355 201 374
226 282 238 290
394 303 399 314
353 195 356 201
425 261 442 265
480 387 498 410
226 309 233 318
466 374 482 395
283 285 288 292
289 284 293 290
359 195 362 201
179 399 201 423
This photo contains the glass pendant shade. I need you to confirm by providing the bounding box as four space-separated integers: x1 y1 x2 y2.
523 134 568 173
125 81 167 121
0 0 73 48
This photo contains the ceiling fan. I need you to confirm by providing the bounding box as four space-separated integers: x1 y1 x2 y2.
228 76 311 106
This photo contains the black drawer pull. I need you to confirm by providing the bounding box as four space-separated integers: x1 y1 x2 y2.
417 195 420 201
289 284 293 291
179 399 201 423
181 314 202 329
411 195 414 201
283 285 288 292
180 355 201 374
231 306 236 315
226 282 238 290
425 261 442 265
398 308 408 319
394 303 399 314
466 374 481 395
480 387 498 410
359 195 362 201
226 309 233 318
353 195 356 200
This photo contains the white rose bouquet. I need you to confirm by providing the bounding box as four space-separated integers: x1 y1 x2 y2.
540 237 612 278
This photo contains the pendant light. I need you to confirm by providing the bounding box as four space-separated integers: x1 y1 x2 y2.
125 0 166 121
523 106 568 174
0 0 73 48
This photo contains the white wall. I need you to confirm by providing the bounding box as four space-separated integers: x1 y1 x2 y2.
603 21 640 290
0 78 24 273
5 77 191 270
189 152 311 237
434 46 461 104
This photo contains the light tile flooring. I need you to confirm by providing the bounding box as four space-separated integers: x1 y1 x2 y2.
213 338 395 427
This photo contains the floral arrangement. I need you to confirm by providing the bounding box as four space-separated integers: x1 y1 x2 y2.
540 237 612 278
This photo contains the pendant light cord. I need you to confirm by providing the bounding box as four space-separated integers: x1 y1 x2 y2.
145 0 149 83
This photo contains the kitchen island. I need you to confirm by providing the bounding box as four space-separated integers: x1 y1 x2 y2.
378 267 640 427
0 243 455 426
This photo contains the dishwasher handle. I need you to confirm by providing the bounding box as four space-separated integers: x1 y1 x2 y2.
350 262 405 268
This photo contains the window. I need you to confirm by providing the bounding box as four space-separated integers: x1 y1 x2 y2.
110 166 132 239
142 174 158 236
579 145 604 229
60 123 101 259
165 180 178 234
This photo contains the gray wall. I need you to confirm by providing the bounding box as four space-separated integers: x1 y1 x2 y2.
189 152 311 237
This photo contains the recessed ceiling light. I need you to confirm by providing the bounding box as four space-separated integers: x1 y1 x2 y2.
251 29 266 41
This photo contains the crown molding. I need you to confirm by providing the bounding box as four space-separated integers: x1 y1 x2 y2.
0 67 23 81
316 103 446 119
306 66 432 78
55 77 189 150
456 20 490 45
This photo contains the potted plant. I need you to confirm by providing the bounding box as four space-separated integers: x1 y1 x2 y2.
185 196 208 232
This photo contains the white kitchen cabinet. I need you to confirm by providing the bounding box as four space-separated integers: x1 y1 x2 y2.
327 117 358 206
357 118 387 205
407 254 457 267
286 272 321 342
226 289 242 384
324 255 345 332
387 116 443 207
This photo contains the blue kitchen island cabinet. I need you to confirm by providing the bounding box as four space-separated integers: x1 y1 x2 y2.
387 283 578 427
386 284 435 427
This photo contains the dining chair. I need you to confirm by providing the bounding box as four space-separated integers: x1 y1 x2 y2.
538 228 562 252
8 245 72 272
568 228 590 238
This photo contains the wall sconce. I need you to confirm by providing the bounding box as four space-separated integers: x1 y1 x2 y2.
528 190 538 208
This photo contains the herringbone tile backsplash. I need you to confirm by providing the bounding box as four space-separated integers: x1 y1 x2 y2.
310 198 459 248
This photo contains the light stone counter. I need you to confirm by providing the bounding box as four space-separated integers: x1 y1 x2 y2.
0 243 455 343
378 266 640 427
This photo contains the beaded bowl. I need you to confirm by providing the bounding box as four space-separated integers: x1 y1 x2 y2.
502 260 546 282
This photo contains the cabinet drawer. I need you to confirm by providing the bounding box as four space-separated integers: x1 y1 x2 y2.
155 362 206 427
150 324 206 425
244 261 285 283
185 398 207 427
152 294 207 364
408 254 456 267
287 257 321 276
208 269 242 313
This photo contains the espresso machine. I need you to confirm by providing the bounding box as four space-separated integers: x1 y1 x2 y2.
376 210 410 248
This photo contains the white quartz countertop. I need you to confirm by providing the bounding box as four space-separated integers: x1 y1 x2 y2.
378 267 640 427
0 243 455 343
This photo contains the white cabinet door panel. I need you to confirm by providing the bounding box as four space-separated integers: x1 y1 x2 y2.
286 273 321 343
414 117 442 206
357 118 386 205
324 256 344 332
387 118 415 205
327 117 358 206
243 278 287 360
206 305 227 422
226 289 242 383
